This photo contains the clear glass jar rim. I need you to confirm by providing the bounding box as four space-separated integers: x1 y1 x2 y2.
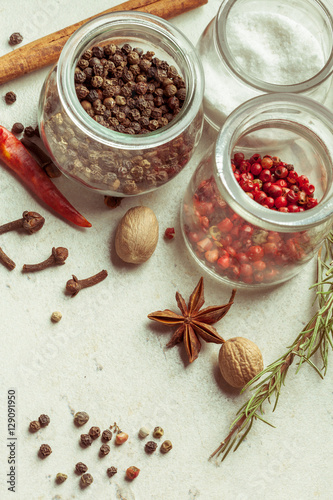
214 93 333 232
57 11 204 150
215 0 333 93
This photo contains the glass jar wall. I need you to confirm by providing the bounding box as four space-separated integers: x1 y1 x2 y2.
38 11 204 196
182 94 333 287
197 0 333 131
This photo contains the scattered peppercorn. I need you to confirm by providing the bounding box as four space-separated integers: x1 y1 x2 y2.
104 196 122 209
24 126 35 138
100 443 110 456
11 122 24 135
75 462 88 474
51 311 62 323
80 434 92 447
153 426 164 438
39 444 52 457
89 426 101 439
145 441 158 454
138 426 150 439
81 473 93 487
102 429 112 441
107 466 117 477
115 432 128 445
9 32 23 46
56 473 68 484
160 440 173 453
5 92 16 105
39 414 50 427
126 466 140 480
74 411 89 426
29 420 41 432
164 227 175 240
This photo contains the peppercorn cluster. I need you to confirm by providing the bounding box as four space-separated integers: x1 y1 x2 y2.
30 412 172 487
75 43 186 135
184 152 319 285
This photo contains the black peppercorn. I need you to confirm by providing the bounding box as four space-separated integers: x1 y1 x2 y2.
39 444 52 457
74 411 89 426
5 92 16 105
9 32 23 46
89 426 101 439
11 122 24 135
75 462 88 474
102 429 113 440
56 473 68 483
80 434 92 447
107 466 118 477
145 441 158 454
92 46 104 59
29 420 41 432
81 473 93 487
99 443 110 456
39 414 50 427
24 126 35 138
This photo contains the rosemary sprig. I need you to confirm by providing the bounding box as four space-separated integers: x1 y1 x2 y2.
210 232 333 462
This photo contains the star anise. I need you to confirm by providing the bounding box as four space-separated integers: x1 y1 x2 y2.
148 277 236 363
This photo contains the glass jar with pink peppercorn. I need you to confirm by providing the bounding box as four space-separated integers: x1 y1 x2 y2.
181 94 333 287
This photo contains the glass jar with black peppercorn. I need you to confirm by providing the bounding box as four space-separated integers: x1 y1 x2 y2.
182 94 333 287
38 11 204 197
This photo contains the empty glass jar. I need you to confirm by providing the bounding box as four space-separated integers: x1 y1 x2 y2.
197 0 333 131
182 94 333 287
38 11 204 196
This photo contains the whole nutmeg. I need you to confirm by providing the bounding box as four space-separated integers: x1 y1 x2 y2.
218 337 264 388
115 206 159 264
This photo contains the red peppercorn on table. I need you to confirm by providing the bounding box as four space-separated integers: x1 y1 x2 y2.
1 1 333 499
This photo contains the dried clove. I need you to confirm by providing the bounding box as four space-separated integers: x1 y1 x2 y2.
24 126 35 137
66 270 108 297
0 247 16 271
21 137 61 178
0 211 45 235
104 196 122 209
22 247 68 272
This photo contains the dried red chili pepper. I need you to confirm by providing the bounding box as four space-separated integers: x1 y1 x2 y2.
0 126 91 228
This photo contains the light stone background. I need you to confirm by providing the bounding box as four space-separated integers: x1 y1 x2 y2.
0 1 333 499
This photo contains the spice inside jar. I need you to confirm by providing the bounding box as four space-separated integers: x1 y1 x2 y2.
75 43 186 135
183 152 319 285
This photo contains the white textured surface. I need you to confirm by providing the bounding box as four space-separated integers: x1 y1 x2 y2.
0 1 333 499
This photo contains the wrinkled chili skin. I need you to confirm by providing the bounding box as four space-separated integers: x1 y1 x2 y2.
0 126 91 228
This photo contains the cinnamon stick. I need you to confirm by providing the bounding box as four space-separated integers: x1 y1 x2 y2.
0 0 207 86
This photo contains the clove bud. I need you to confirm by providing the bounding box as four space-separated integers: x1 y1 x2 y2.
66 270 108 297
22 247 68 272
0 211 44 235
0 247 16 271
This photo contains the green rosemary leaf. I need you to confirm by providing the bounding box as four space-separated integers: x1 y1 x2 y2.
233 419 253 452
254 414 276 427
211 232 333 462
